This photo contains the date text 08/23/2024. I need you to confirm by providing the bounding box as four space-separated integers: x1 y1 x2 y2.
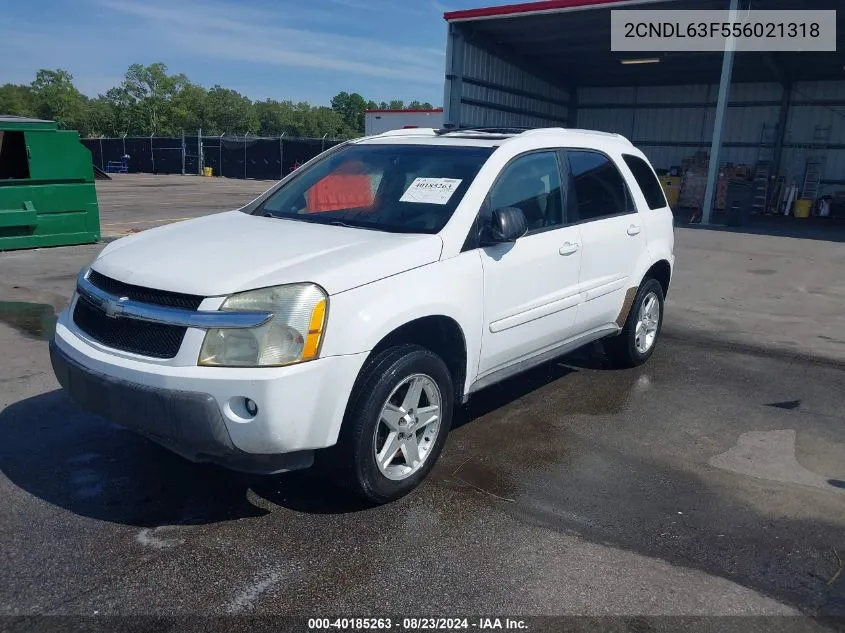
307 618 528 630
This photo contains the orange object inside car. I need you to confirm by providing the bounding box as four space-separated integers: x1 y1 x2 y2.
306 160 374 213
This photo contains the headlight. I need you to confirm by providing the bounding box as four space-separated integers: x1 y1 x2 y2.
198 283 327 367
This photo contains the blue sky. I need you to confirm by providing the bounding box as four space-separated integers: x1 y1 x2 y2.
2 0 517 106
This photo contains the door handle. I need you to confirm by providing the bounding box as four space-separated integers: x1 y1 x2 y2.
559 242 579 256
627 224 642 236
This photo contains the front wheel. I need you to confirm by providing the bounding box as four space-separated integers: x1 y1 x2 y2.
604 278 665 368
330 344 453 504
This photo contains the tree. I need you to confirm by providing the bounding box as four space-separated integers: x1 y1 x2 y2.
30 69 85 129
205 86 257 135
0 84 35 118
330 91 368 133
408 101 434 110
103 85 136 135
171 83 209 132
120 63 187 135
300 106 352 138
7 64 438 140
81 97 116 137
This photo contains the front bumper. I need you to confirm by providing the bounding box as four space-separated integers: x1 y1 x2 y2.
51 310 369 473
50 341 311 474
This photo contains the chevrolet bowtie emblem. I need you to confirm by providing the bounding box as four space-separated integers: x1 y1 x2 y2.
103 296 129 318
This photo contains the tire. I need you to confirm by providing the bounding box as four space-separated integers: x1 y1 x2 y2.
328 344 453 504
604 278 665 369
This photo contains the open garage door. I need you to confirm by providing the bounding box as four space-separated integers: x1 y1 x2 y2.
442 0 845 224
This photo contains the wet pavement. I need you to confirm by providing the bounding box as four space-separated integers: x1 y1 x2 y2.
1 325 844 622
1 175 845 626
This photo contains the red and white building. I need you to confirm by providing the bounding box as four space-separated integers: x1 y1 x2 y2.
364 109 445 136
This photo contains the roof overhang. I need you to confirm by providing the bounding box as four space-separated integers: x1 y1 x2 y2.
445 0 845 87
364 109 444 114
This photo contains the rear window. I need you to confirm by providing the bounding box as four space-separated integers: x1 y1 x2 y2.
256 143 494 234
622 154 667 210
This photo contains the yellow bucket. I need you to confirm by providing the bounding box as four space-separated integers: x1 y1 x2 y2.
203 166 213 177
794 199 812 218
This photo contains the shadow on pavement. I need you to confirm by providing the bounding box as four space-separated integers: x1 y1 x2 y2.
0 389 361 524
0 347 607 526
680 215 845 244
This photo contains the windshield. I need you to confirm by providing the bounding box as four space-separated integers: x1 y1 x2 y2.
255 143 495 233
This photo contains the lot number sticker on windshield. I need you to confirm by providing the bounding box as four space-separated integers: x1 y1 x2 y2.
400 178 462 205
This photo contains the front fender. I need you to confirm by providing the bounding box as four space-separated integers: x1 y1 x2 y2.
319 251 485 395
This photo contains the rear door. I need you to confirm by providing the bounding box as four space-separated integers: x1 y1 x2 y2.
476 150 582 376
564 150 646 334
621 153 675 265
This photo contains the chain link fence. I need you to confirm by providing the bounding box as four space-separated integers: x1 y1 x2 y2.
82 132 344 180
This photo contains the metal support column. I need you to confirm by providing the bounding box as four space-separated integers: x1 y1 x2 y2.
701 0 739 225
197 128 203 175
444 23 465 128
772 81 792 177
181 130 186 175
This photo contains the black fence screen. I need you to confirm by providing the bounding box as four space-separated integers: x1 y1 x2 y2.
82 135 343 181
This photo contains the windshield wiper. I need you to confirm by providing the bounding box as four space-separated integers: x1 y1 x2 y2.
262 213 380 231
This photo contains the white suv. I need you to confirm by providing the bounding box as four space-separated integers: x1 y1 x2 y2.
50 127 674 503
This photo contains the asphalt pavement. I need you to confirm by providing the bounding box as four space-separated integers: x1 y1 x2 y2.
1 175 844 627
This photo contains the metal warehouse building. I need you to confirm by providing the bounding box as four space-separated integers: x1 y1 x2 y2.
441 0 845 224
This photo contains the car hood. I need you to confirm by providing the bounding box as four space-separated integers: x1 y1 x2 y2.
92 210 443 296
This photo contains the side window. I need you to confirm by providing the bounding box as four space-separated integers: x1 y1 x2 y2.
566 150 634 223
623 154 668 210
488 151 564 233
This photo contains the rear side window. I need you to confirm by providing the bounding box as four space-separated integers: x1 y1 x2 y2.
623 154 667 210
566 150 633 223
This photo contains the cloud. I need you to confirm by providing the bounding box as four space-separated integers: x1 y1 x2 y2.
429 0 453 14
96 0 444 84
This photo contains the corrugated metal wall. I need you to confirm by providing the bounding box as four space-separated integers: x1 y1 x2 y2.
576 80 845 195
577 83 784 171
781 81 845 194
444 26 570 129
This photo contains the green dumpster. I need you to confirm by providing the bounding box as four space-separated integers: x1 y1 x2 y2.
0 115 100 250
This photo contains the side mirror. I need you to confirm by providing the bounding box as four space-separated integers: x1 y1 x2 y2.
481 207 528 245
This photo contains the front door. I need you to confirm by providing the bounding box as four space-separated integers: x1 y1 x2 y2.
477 151 582 377
564 149 646 333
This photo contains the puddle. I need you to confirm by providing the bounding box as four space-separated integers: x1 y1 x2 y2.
451 458 515 501
0 301 57 340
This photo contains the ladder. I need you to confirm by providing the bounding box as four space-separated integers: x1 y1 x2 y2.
751 124 777 215
800 125 831 202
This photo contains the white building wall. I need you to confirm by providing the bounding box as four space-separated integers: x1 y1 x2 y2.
364 111 444 136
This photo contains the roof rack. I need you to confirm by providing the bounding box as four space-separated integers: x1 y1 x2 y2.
435 126 536 136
